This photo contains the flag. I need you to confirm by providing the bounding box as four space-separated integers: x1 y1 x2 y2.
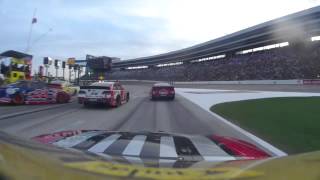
32 17 37 24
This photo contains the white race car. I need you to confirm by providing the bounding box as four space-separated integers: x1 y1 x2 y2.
78 81 129 107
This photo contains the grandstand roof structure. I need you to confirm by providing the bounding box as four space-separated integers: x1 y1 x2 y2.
113 6 320 68
0 50 33 59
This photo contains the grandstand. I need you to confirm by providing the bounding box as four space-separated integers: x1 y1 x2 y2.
82 6 320 81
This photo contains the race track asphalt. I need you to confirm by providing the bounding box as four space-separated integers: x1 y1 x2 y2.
0 82 319 156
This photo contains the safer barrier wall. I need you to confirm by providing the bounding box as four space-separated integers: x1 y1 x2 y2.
80 79 320 85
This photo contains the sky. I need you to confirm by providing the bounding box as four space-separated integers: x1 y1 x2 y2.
1 0 320 74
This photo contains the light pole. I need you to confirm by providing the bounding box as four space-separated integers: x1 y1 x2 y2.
26 9 37 53
77 66 82 85
54 59 60 79
69 65 72 82
55 67 58 78
62 61 66 80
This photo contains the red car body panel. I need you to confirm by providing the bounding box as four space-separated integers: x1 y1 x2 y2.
32 130 84 144
211 135 270 159
25 89 70 105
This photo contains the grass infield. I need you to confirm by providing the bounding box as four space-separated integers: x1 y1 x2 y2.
210 97 320 154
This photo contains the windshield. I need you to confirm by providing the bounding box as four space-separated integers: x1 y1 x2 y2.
1 1 320 179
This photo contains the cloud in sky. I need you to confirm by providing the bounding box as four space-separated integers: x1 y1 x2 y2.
0 0 320 73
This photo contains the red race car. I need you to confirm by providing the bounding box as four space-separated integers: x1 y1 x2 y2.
150 83 175 100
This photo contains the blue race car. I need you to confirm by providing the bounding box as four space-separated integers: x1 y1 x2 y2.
0 80 46 104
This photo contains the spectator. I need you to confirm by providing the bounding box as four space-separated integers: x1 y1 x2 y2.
86 42 320 81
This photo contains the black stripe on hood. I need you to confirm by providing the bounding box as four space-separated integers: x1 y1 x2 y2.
173 136 204 161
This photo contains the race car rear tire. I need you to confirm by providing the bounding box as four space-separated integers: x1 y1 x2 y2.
12 94 24 105
126 93 130 102
56 93 66 104
115 96 121 107
83 102 90 107
72 90 77 96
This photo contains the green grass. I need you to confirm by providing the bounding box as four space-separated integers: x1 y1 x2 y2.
210 97 320 154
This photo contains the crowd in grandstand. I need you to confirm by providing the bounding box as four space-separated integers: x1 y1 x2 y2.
82 42 320 81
